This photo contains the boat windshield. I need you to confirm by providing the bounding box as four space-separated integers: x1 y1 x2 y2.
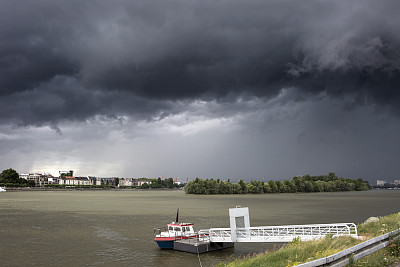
167 224 193 232
168 226 183 232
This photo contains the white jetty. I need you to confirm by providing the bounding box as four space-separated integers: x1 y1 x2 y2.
200 207 357 243
173 207 357 253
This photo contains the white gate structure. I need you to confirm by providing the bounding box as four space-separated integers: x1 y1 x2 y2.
198 207 358 243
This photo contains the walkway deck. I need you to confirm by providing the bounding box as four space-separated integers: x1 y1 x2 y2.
199 223 358 243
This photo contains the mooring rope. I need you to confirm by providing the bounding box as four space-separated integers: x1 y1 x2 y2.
196 245 203 267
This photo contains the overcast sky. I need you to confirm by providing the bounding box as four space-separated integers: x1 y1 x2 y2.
1 0 400 182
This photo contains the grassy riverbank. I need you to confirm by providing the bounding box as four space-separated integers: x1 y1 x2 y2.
218 213 400 267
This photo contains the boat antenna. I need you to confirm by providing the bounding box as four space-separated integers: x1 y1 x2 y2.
176 209 179 223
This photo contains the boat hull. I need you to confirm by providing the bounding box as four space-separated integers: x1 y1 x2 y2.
154 237 175 249
155 240 174 249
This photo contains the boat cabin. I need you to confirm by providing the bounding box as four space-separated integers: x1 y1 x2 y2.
167 222 194 234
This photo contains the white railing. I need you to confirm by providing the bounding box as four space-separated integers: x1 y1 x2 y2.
199 223 357 243
173 231 211 244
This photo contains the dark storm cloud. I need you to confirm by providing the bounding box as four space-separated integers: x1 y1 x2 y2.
0 76 177 128
1 0 400 126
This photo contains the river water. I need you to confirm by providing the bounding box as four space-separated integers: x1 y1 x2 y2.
0 189 399 267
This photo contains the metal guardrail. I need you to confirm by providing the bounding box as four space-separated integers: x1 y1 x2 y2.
199 223 358 243
295 227 400 267
173 232 210 244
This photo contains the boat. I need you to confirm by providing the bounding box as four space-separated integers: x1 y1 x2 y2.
0 187 6 192
154 209 196 249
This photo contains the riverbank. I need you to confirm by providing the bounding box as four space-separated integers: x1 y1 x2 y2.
218 213 400 267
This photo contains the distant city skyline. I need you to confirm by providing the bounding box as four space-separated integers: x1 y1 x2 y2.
376 179 400 186
17 169 190 180
12 167 399 184
1 0 400 183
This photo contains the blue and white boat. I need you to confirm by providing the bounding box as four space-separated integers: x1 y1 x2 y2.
154 209 196 249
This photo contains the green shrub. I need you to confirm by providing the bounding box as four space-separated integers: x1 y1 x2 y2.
388 237 400 257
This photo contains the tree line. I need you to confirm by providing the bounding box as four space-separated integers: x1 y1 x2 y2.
0 168 35 187
184 173 370 194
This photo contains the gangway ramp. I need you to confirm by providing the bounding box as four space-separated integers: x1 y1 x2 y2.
199 223 358 243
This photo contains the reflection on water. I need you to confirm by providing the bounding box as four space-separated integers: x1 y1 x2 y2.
0 190 399 266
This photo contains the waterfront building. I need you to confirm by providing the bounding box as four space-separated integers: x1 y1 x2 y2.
173 177 188 185
137 179 149 186
376 179 399 187
19 173 57 186
93 177 117 186
58 176 92 186
118 178 137 186
376 180 386 187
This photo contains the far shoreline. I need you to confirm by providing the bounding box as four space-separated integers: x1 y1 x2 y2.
1 187 184 192
2 187 399 193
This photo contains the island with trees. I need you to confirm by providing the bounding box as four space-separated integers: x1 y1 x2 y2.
184 173 370 194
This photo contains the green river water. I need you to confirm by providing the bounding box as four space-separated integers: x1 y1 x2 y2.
0 189 399 267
